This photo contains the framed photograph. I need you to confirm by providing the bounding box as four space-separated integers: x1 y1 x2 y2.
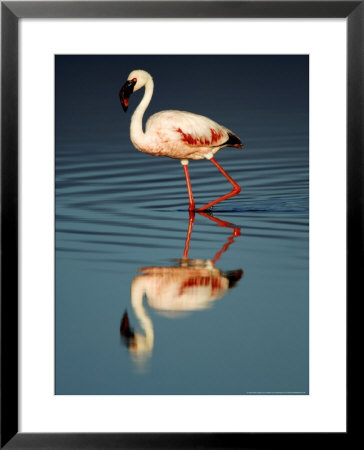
1 1 356 448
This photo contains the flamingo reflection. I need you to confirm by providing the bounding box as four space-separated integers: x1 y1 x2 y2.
120 212 243 368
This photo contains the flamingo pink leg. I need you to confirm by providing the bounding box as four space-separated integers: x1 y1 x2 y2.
182 163 196 211
196 157 241 211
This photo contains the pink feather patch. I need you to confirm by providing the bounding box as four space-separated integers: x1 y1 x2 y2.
176 127 223 146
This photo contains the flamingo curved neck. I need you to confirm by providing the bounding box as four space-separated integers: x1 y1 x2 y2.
131 277 154 350
130 78 154 150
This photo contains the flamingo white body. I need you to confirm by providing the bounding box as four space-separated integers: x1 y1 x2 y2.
134 110 239 161
120 70 243 211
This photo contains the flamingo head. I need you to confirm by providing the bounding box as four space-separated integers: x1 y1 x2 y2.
119 70 152 112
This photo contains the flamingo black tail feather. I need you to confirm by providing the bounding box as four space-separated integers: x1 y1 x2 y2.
226 132 243 149
225 269 243 289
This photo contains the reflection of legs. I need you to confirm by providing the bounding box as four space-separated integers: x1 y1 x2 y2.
181 160 195 211
198 211 240 235
212 232 240 264
197 158 241 211
183 211 195 259
198 211 241 263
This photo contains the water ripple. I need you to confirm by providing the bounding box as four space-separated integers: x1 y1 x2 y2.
56 139 308 264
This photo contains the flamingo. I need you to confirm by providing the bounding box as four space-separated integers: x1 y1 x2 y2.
119 70 243 211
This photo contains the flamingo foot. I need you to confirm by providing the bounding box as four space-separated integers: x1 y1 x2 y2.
196 186 241 212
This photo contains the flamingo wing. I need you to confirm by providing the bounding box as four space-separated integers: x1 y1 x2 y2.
146 110 241 149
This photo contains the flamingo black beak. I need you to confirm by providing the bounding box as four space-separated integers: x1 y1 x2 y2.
120 311 135 348
119 79 136 112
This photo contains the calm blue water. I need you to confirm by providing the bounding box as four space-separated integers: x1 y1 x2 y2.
55 55 309 395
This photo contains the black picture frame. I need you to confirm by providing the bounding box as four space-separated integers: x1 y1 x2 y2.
1 1 357 448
